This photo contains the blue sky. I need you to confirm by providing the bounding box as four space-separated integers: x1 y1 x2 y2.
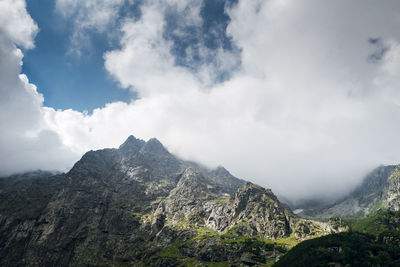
23 0 133 112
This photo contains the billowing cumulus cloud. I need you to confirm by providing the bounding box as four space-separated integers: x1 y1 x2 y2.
0 0 38 49
3 0 400 201
0 0 77 175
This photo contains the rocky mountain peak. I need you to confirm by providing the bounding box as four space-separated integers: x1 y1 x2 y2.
235 182 277 204
118 135 146 154
231 182 283 221
212 166 231 176
140 137 168 155
68 148 119 178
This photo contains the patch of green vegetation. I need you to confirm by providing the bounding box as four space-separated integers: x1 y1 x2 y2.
220 220 304 249
137 212 156 224
191 227 218 241
351 209 366 218
177 258 199 267
220 234 247 244
157 242 186 259
261 194 277 206
371 199 387 213
221 223 248 237
220 231 238 240
274 220 325 249
220 231 286 254
300 216 330 222
199 196 213 200
222 224 239 235
264 258 278 267
196 227 218 236
171 217 192 229
389 166 400 182
346 210 400 237
210 198 230 204
332 210 368 220
274 233 299 249
326 217 350 232
151 224 290 266
220 235 281 263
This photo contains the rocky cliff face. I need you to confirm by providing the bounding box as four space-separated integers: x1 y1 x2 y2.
0 135 342 266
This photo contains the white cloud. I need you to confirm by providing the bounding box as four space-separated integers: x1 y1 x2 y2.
0 0 77 175
104 3 201 96
0 0 38 49
55 0 126 54
3 0 400 202
373 41 400 105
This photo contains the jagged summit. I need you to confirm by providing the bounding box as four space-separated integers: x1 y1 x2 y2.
139 137 169 155
212 165 232 176
118 135 170 158
147 137 163 145
236 182 277 201
118 134 146 153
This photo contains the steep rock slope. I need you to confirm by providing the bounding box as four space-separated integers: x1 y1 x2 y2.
0 135 342 266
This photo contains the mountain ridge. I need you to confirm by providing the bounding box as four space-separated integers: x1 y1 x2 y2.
0 135 346 266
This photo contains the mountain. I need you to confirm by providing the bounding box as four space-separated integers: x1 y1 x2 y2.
0 135 343 266
296 164 400 219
